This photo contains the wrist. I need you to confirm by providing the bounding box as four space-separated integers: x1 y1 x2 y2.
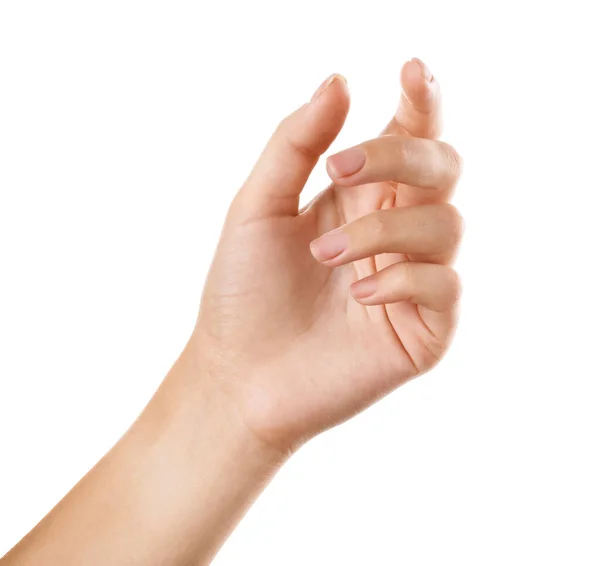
124 345 288 563
149 341 289 471
185 328 307 458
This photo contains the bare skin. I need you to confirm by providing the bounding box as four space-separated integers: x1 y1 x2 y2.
197 58 462 453
1 58 462 566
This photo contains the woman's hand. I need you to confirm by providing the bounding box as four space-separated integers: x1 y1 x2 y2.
0 58 463 566
193 58 463 455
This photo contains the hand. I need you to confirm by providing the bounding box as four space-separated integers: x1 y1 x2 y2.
0 62 462 566
192 58 463 455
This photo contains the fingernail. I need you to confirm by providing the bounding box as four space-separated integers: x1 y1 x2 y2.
311 73 346 103
310 228 349 263
351 278 377 299
327 147 366 178
411 57 433 82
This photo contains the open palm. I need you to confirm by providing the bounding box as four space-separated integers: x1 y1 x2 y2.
196 60 462 452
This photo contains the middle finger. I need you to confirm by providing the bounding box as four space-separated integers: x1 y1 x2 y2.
309 203 463 267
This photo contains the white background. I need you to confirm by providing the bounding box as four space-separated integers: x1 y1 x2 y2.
1 1 599 564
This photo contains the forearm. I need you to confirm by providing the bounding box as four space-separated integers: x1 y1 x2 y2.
1 347 285 566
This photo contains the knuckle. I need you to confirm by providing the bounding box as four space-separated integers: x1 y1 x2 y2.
275 111 294 136
392 136 411 166
273 116 293 148
398 260 414 287
438 141 463 188
275 108 321 160
444 267 462 305
366 210 389 240
435 203 464 248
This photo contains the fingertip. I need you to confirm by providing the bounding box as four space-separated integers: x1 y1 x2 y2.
310 73 350 105
400 58 438 110
325 146 366 182
309 228 349 264
294 73 350 156
408 58 434 83
325 157 354 185
350 277 377 302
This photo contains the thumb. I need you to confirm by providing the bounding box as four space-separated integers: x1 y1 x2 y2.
231 74 350 222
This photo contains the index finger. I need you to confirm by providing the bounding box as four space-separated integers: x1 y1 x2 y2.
381 58 443 140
